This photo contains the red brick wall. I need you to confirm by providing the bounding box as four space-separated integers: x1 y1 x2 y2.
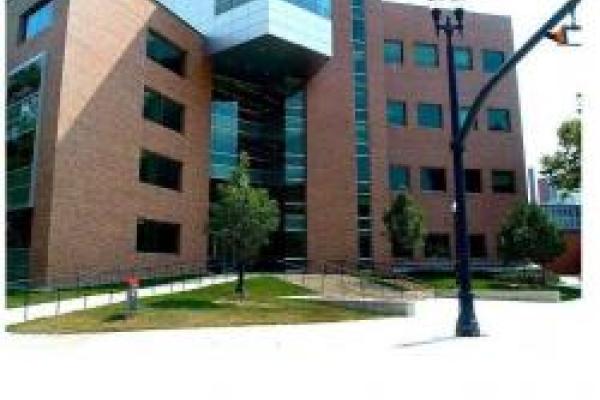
546 232 581 275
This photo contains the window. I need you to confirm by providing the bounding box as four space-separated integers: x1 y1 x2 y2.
418 103 443 129
384 40 403 65
453 47 473 71
469 235 487 258
137 218 180 254
143 88 184 132
459 106 478 130
359 232 373 259
487 108 511 132
146 31 186 76
482 49 505 73
414 43 439 67
421 168 446 192
465 169 482 193
387 101 406 127
425 234 451 259
492 170 516 193
139 150 183 191
389 166 410 191
392 240 414 259
21 0 54 42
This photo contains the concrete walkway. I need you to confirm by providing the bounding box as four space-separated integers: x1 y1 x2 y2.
5 274 237 325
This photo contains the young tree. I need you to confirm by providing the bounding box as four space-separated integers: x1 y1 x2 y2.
541 118 581 193
209 153 280 298
498 203 565 281
383 193 426 258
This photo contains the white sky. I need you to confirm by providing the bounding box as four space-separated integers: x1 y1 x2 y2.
387 0 586 171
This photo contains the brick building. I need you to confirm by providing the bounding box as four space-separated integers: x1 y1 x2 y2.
6 0 526 283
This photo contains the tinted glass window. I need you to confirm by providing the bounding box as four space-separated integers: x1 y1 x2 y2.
137 219 180 254
143 88 184 132
465 169 482 193
488 108 511 132
418 103 443 129
21 0 54 41
389 166 410 191
384 40 403 65
492 170 516 193
414 43 439 67
421 168 446 192
459 106 478 130
387 101 406 127
139 150 183 191
453 47 473 70
482 49 505 73
147 31 186 76
469 235 487 258
425 234 451 259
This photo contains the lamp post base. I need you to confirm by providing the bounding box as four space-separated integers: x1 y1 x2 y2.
456 298 481 337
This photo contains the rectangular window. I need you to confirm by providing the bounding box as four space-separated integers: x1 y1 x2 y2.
137 218 180 254
465 169 482 193
482 49 505 73
418 103 443 129
386 100 406 127
143 88 184 132
139 150 183 191
487 108 511 132
425 234 451 259
469 234 487 259
389 165 410 191
146 30 186 76
492 170 516 193
421 168 447 192
453 46 473 71
384 40 403 65
414 43 439 67
459 106 478 130
21 0 54 42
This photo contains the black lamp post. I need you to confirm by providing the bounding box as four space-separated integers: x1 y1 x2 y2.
431 7 480 337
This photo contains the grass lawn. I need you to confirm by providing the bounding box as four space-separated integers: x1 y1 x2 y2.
406 272 581 301
7 276 383 334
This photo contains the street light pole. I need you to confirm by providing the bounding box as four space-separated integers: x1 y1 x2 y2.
432 8 480 337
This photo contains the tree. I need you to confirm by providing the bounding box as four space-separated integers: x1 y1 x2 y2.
209 153 280 298
541 118 581 193
498 203 565 281
383 193 426 258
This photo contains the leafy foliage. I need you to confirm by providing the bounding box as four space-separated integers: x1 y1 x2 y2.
498 203 565 265
209 153 280 295
383 193 426 257
541 119 581 193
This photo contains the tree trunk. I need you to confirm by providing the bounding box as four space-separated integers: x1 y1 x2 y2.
233 247 246 300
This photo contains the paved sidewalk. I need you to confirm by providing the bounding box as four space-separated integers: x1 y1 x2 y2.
5 274 237 325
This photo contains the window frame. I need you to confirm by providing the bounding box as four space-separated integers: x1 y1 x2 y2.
20 0 54 43
139 149 183 192
386 100 407 127
389 165 410 192
413 42 439 68
465 169 482 194
469 234 488 259
491 170 517 194
136 218 181 254
420 167 447 193
384 40 403 65
143 87 185 133
453 46 473 71
417 103 443 129
146 29 187 77
482 49 506 74
424 233 451 259
487 108 512 132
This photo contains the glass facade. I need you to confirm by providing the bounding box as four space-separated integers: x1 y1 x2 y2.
6 59 44 282
487 108 511 132
387 100 406 127
146 30 186 76
351 0 373 261
482 49 505 73
384 40 403 65
215 0 331 18
210 76 307 265
21 0 54 41
418 103 443 129
414 43 439 68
